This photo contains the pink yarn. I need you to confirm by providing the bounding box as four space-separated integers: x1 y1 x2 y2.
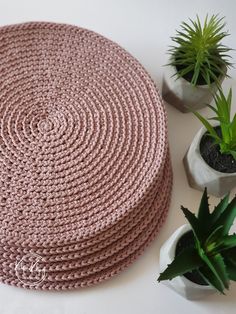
0 22 172 290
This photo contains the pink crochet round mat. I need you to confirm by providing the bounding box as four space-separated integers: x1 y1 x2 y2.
0 22 172 290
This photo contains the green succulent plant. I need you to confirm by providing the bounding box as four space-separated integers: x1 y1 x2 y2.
158 188 236 294
168 14 232 86
193 87 236 160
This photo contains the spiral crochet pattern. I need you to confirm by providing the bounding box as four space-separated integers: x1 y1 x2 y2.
0 22 172 290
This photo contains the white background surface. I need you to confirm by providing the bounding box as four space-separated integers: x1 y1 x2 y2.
0 1 236 313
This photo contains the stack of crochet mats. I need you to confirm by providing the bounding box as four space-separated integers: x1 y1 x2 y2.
0 22 172 290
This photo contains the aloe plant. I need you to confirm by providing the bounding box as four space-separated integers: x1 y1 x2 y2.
158 189 236 294
169 14 232 86
194 88 236 160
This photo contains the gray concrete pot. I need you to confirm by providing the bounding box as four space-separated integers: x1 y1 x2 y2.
162 65 224 113
159 224 216 300
183 126 236 197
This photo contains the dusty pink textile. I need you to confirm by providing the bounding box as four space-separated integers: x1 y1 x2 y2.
0 22 172 290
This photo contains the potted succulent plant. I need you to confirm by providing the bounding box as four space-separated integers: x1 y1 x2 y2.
184 88 236 197
162 14 232 112
158 189 236 300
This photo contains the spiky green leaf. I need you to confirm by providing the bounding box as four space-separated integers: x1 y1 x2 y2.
199 267 225 293
205 226 224 251
199 253 229 292
229 150 236 160
231 113 236 140
193 111 221 142
158 247 203 282
213 234 236 253
210 193 230 225
198 188 211 223
180 206 204 244
211 196 236 237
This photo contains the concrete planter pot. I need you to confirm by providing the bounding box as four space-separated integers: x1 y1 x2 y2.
183 126 236 197
162 65 224 113
159 224 216 300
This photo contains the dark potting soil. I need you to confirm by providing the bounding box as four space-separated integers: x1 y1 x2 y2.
200 127 236 173
175 230 208 286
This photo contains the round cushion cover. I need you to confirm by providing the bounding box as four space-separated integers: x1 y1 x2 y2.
0 22 172 290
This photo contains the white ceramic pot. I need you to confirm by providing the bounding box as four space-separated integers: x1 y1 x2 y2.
162 65 224 113
183 126 236 197
159 224 216 300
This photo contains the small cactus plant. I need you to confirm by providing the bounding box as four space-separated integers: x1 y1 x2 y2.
193 88 236 160
158 188 236 294
169 14 232 86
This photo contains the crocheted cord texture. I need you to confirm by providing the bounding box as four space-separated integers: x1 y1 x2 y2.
0 22 172 290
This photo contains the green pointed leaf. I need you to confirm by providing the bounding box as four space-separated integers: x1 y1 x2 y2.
211 196 236 237
207 104 219 115
221 124 231 144
229 150 236 160
199 266 225 293
193 111 221 142
213 88 231 123
201 253 228 286
211 193 230 225
230 113 236 139
205 226 224 250
213 234 236 253
198 188 211 223
227 88 232 115
199 253 229 292
158 247 203 282
181 206 204 243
